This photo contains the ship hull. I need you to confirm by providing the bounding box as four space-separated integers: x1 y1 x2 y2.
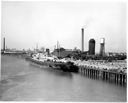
25 56 79 72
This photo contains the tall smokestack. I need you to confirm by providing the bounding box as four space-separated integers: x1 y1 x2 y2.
100 38 105 56
81 28 84 52
3 37 5 51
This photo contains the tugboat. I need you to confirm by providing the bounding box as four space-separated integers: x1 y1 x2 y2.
25 53 79 72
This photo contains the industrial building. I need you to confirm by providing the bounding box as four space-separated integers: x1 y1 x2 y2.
100 38 105 56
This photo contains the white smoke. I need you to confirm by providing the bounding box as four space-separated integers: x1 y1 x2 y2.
82 17 93 29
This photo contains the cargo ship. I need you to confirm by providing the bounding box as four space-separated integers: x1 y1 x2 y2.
25 53 79 72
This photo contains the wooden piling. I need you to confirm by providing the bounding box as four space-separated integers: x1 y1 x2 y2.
89 69 91 77
123 74 125 85
84 67 85 75
96 70 98 78
98 70 100 79
90 69 92 77
93 69 95 78
115 73 117 83
77 65 127 86
108 72 111 81
120 73 122 85
106 71 108 81
92 69 94 78
117 74 119 84
86 68 87 75
102 71 104 79
88 68 89 76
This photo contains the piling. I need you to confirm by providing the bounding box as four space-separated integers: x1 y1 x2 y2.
117 73 119 83
123 74 125 85
77 64 126 86
120 74 123 85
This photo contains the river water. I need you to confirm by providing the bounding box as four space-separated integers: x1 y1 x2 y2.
0 55 127 101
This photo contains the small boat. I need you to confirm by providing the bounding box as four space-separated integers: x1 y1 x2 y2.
25 53 79 72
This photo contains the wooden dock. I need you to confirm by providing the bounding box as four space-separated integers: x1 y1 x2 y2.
78 65 127 86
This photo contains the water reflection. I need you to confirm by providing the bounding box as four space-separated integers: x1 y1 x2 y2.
79 71 127 88
28 62 73 78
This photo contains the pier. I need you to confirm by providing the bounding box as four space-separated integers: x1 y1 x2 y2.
78 65 127 86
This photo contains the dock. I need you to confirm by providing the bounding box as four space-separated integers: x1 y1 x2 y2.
78 65 127 86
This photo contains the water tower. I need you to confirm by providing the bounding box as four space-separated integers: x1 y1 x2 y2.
88 39 95 55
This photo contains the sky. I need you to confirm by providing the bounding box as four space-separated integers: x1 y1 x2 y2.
1 1 127 53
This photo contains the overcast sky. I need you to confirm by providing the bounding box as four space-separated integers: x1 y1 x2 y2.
1 1 126 53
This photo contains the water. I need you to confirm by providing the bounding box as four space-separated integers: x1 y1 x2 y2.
0 55 127 101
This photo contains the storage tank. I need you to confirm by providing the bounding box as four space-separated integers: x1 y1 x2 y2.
88 39 95 55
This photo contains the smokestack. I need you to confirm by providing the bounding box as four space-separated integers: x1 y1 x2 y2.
3 37 5 51
100 38 105 56
81 28 84 52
